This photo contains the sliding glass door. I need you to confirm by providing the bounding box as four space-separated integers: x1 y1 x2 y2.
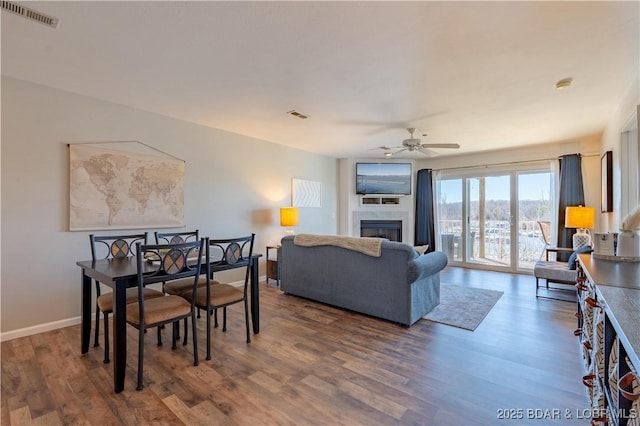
437 179 463 262
517 172 552 269
436 166 554 272
468 175 511 268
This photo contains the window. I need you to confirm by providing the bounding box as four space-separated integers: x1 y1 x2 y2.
435 163 554 272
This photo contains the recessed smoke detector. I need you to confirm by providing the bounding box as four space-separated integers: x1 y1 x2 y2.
555 77 573 90
1 1 59 28
287 110 309 119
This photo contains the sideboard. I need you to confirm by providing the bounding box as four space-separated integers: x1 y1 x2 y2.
576 254 640 425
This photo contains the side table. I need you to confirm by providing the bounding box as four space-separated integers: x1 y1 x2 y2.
266 245 280 286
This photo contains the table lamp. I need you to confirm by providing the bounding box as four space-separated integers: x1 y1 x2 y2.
565 206 595 249
280 207 299 235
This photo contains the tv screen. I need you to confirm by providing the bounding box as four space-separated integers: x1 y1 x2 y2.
356 163 412 195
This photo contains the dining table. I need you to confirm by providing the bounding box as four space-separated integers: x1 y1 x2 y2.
77 253 262 393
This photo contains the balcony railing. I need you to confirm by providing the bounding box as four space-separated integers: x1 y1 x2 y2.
438 219 546 268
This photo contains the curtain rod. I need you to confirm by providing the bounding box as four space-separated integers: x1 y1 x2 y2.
430 152 601 172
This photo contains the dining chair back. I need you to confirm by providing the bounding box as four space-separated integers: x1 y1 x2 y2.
154 230 199 245
181 234 255 360
90 233 148 260
153 229 210 330
154 230 201 293
89 233 164 363
130 238 205 390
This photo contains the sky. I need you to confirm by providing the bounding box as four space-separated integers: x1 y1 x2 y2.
439 172 552 203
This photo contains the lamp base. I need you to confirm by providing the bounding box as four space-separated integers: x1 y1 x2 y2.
573 229 591 250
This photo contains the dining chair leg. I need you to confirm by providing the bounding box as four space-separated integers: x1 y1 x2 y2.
244 298 251 343
206 307 212 361
191 312 199 366
157 327 162 347
214 309 218 328
136 326 145 391
172 321 178 350
103 312 110 364
222 307 228 332
94 303 100 348
182 318 188 346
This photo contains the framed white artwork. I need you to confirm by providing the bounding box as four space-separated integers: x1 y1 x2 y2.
292 178 322 207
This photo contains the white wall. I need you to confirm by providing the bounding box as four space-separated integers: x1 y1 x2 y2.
600 72 640 232
338 158 417 244
0 77 337 336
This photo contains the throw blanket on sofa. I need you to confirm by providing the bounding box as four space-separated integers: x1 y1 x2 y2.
293 234 384 257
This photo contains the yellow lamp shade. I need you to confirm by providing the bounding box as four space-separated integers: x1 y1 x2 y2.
280 207 299 227
565 206 595 229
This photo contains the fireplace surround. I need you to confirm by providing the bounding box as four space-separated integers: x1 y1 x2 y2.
353 210 410 243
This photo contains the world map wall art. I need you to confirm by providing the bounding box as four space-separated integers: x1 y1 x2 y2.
69 143 185 231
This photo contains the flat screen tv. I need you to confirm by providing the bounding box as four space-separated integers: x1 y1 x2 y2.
356 162 412 195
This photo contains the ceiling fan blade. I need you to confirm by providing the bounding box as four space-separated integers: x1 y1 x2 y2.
368 146 392 151
418 148 438 157
393 148 408 155
420 143 460 149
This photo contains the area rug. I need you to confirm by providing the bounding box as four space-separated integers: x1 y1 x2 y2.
422 284 503 331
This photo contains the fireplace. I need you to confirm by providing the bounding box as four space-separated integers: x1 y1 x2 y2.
360 220 402 242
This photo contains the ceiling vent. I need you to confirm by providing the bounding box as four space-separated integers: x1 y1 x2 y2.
287 110 309 119
1 1 59 28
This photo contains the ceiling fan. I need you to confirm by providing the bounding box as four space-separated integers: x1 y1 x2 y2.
377 128 460 157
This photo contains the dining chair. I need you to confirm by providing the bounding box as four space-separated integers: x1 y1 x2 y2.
154 229 220 333
180 234 255 360
129 238 204 390
89 233 165 363
154 230 209 297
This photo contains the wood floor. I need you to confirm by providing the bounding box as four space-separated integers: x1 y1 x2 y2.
2 267 589 425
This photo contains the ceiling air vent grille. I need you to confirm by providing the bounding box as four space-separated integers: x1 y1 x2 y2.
1 1 59 28
287 110 309 119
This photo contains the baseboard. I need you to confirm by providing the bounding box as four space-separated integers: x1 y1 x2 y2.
0 278 260 343
1 316 81 342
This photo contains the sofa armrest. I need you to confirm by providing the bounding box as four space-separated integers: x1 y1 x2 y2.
407 251 448 282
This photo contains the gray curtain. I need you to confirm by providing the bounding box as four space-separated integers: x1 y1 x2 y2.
414 169 436 252
557 154 585 260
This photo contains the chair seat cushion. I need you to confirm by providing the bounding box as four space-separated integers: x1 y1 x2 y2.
126 295 191 326
182 283 244 308
97 287 164 312
164 277 217 296
533 260 577 283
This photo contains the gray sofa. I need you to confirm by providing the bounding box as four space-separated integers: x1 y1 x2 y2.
279 234 448 326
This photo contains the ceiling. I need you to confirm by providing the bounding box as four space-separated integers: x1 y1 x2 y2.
1 1 638 159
